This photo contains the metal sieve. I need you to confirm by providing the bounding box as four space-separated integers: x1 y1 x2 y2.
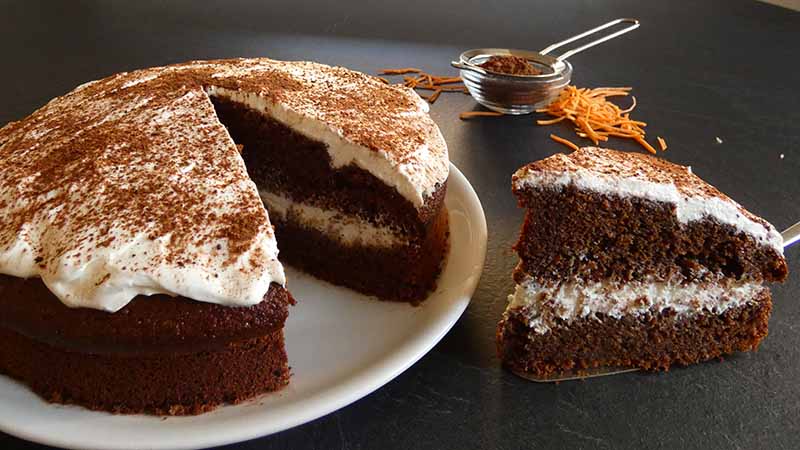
452 18 640 114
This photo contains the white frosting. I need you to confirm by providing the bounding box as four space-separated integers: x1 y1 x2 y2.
0 73 285 312
513 150 784 255
0 192 285 314
259 190 406 248
507 275 765 334
1 227 284 313
0 58 448 312
206 84 446 209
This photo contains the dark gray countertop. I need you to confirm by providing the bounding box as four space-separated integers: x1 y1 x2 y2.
1 0 799 448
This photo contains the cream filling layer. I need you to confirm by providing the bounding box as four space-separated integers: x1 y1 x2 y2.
259 190 407 248
506 275 765 334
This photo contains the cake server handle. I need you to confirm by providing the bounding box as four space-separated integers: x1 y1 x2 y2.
513 366 639 383
782 221 800 249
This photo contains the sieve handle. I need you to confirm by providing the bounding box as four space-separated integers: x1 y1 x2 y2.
783 221 800 249
540 18 640 62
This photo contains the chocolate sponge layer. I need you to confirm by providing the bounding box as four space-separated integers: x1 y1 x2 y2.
497 287 772 378
0 276 293 415
513 185 787 284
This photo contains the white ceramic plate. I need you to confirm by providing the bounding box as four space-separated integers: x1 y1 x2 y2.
0 163 487 450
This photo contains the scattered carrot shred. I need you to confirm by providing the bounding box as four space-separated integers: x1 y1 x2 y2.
550 134 580 152
536 116 567 125
378 68 422 75
620 96 637 113
428 89 443 104
430 76 463 84
403 75 420 88
377 67 468 104
379 69 666 155
635 136 658 154
459 111 504 120
537 85 664 154
657 136 667 151
413 85 468 92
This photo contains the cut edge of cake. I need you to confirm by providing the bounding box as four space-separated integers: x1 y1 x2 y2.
208 90 450 303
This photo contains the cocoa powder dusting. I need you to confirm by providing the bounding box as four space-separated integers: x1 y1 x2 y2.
479 55 541 76
0 58 446 282
0 63 269 273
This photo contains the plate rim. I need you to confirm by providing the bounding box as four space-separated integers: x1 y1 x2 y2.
0 162 487 450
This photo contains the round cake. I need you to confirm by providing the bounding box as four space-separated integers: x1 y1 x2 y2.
0 58 450 414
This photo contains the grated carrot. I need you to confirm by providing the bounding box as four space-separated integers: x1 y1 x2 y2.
537 116 567 125
536 85 664 154
635 136 658 154
413 85 468 92
430 76 463 84
657 136 668 151
403 75 420 88
620 96 637 113
428 89 443 104
379 68 422 75
459 111 504 120
550 134 580 152
380 68 467 104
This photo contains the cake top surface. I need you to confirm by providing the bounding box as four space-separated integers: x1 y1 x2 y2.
0 58 448 312
196 59 449 205
512 147 783 254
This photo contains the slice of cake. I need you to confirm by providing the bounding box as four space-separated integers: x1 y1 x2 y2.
0 58 449 414
497 147 788 378
205 62 449 302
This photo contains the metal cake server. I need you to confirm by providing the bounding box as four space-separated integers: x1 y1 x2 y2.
519 220 800 383
783 220 800 248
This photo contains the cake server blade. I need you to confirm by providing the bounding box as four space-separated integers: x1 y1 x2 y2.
782 220 800 249
516 222 799 383
513 366 639 383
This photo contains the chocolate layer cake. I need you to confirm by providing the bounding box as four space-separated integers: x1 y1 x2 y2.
497 147 787 378
0 58 449 414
